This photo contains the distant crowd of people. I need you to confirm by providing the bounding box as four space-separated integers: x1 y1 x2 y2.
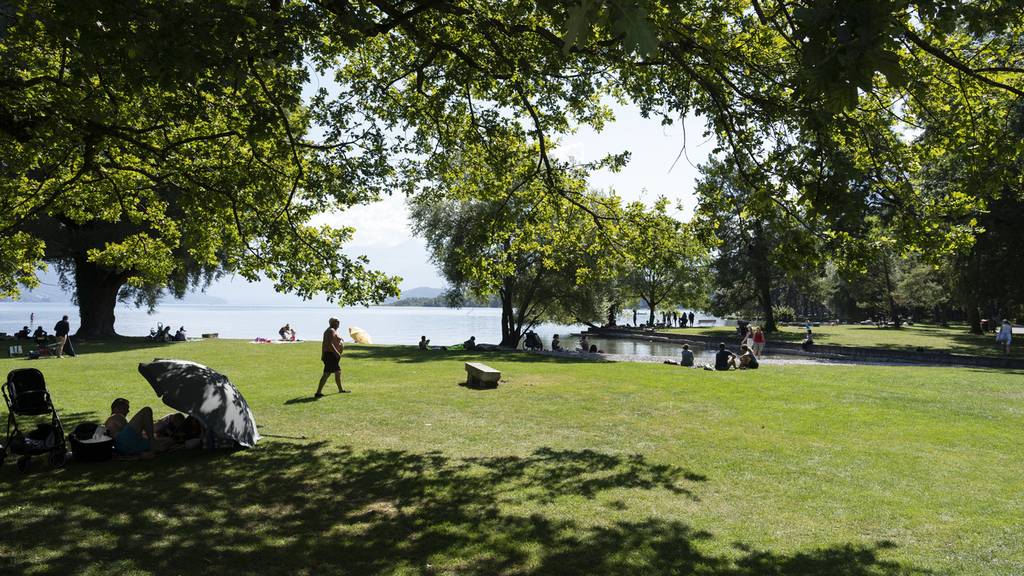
628 309 697 328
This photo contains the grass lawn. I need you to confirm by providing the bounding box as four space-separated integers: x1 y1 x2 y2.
663 323 1023 358
1 339 1022 575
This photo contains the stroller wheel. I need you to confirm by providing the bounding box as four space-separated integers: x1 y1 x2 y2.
16 456 31 474
49 451 67 468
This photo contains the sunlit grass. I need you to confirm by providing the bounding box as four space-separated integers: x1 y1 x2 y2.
0 340 1021 575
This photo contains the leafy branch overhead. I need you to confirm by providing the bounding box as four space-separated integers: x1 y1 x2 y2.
1 0 1021 335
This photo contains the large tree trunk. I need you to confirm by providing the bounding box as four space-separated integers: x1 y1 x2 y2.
73 257 127 338
754 269 776 332
499 281 521 348
750 226 776 332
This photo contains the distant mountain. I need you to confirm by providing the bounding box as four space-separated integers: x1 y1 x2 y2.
2 274 228 306
168 293 229 306
387 291 501 308
401 286 445 299
0 277 72 303
384 286 445 304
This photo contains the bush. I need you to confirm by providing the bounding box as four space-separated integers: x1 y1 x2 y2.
773 305 795 323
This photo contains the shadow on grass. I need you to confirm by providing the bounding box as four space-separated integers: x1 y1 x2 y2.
343 346 614 365
283 395 322 405
57 337 184 358
6 410 100 436
0 441 927 575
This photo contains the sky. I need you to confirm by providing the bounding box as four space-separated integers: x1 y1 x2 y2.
200 101 718 304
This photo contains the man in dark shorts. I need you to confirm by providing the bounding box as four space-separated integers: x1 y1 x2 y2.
316 317 347 397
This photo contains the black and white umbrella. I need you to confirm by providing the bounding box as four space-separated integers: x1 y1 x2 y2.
138 359 260 448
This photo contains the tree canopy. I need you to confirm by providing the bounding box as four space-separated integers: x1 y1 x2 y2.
3 0 1022 334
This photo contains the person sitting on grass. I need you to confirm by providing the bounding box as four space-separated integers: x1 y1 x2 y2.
714 343 736 371
464 336 477 350
551 334 562 351
579 335 590 352
680 344 695 367
279 323 296 341
419 335 430 350
734 344 760 370
801 335 814 351
104 398 174 456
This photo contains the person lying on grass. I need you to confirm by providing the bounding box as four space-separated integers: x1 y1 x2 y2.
104 398 175 456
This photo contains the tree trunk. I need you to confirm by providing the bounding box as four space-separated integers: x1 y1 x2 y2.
750 226 776 332
881 255 901 328
606 301 619 327
646 299 657 326
73 257 127 338
499 281 521 347
755 271 776 332
964 301 982 334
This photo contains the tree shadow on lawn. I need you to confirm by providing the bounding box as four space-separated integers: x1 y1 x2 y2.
56 337 184 358
0 441 928 575
344 346 614 365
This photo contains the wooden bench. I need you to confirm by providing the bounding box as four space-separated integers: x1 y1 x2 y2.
464 362 500 389
201 333 219 339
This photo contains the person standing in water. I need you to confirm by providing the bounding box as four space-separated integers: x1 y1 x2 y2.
316 318 347 397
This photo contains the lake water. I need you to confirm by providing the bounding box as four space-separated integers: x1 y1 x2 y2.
0 302 740 360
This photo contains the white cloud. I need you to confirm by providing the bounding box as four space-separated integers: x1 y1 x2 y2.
311 194 414 248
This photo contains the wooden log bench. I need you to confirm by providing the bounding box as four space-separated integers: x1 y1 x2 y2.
464 362 500 389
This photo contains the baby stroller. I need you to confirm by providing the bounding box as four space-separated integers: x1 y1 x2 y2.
2 368 67 473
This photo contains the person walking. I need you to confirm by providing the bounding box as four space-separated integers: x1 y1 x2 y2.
316 317 347 397
996 319 1013 355
53 315 75 358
